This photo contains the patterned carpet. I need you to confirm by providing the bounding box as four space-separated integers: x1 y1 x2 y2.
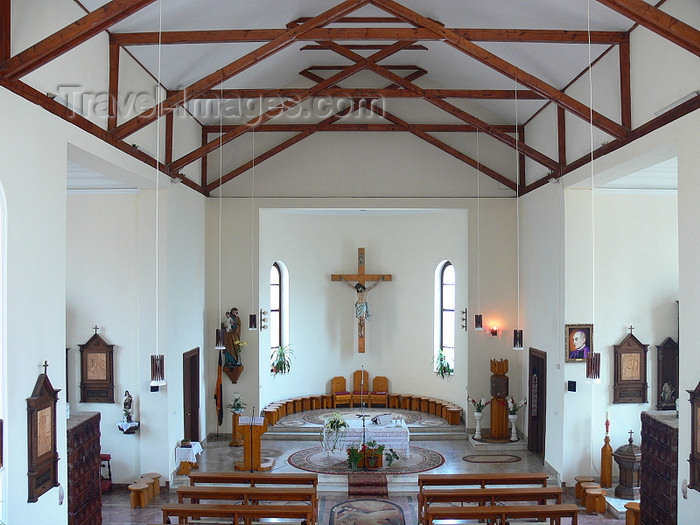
296 408 425 426
288 445 444 475
463 454 522 463
329 499 405 525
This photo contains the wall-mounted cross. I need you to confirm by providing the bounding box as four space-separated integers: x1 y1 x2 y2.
331 248 392 353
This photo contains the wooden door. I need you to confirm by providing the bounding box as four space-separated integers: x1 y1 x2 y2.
183 348 200 442
528 348 546 457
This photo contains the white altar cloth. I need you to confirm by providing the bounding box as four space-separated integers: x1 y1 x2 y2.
175 441 203 463
322 417 411 457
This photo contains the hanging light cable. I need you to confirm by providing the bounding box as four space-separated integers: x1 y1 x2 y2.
585 0 601 382
248 126 257 330
150 0 166 390
474 130 484 331
215 76 226 350
513 77 523 350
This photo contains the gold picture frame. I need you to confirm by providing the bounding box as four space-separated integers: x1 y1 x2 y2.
564 324 593 363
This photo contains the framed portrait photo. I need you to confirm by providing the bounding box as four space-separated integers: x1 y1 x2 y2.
565 324 593 363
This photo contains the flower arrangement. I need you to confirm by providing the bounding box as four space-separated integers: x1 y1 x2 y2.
325 413 349 432
227 392 246 413
467 394 490 412
503 396 527 415
346 444 365 469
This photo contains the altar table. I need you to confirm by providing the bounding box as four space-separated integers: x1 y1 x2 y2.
176 441 203 475
322 417 411 457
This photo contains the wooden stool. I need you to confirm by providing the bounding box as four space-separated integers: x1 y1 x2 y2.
574 476 595 501
400 394 412 410
321 394 333 409
310 394 322 409
141 472 161 497
411 396 422 411
446 407 461 425
302 396 312 411
579 482 600 507
389 393 401 409
624 502 640 525
128 482 149 509
585 487 606 514
137 476 155 502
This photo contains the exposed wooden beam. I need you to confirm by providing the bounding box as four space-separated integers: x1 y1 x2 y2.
193 88 544 100
595 0 700 57
376 104 516 189
202 123 519 133
165 111 173 165
288 16 405 26
518 126 526 189
619 38 632 129
370 0 629 140
0 0 158 79
557 106 566 166
110 28 627 46
301 43 427 51
171 41 409 172
0 0 10 63
0 77 203 194
200 128 208 188
206 100 362 193
108 42 120 130
320 41 560 173
562 93 700 176
110 0 370 141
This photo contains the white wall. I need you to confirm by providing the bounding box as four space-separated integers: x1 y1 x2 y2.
205 198 520 438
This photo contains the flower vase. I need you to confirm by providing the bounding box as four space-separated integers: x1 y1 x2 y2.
473 411 484 439
509 414 518 441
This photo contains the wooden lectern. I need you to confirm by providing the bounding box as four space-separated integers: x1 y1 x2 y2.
234 416 269 471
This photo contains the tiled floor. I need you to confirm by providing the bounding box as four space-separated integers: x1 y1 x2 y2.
102 409 626 524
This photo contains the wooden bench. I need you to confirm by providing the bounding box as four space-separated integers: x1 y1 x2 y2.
176 485 317 522
418 486 563 523
418 471 550 490
188 470 318 487
424 503 580 524
161 502 314 524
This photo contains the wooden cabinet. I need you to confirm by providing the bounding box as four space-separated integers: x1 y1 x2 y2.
640 411 678 525
67 412 102 525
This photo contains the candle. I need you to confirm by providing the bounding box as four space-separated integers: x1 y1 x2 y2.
605 410 610 421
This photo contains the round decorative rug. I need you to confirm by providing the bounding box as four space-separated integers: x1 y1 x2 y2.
329 499 405 525
462 454 522 463
288 446 444 475
227 447 282 460
301 408 422 426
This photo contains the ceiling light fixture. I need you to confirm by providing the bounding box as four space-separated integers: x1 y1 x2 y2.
585 0 601 382
474 130 484 331
513 77 523 351
150 0 166 391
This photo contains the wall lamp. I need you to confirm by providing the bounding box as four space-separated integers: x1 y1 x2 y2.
490 326 499 337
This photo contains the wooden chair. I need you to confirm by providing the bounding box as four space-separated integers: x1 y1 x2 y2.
352 369 369 407
368 376 389 407
331 376 352 407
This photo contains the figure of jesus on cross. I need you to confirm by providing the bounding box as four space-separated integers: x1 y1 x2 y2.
332 248 392 353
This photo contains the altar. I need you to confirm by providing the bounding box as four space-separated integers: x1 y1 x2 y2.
322 417 411 457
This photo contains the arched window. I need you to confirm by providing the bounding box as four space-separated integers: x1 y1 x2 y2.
269 262 288 355
434 261 455 372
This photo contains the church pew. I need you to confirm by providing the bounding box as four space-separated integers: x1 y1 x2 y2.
188 470 318 487
176 485 317 521
418 485 563 523
423 503 579 525
418 471 550 490
161 502 315 524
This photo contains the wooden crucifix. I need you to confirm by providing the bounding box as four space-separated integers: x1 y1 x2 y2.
331 248 392 353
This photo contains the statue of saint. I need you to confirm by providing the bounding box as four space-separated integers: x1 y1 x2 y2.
123 390 133 422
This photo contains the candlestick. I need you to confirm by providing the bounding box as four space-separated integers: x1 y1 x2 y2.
605 410 610 421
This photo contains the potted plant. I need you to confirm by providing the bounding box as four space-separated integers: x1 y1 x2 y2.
227 392 246 446
384 448 400 467
364 440 385 470
270 344 294 374
323 413 348 452
467 394 490 440
346 444 364 470
502 396 527 442
433 348 454 378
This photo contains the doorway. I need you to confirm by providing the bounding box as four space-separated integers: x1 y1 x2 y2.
183 348 200 442
528 347 547 458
